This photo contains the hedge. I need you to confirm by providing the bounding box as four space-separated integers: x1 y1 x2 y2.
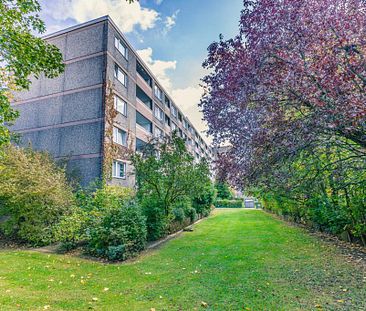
215 199 243 208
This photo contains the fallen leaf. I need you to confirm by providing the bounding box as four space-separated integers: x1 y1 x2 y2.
91 297 99 302
103 288 109 292
201 301 208 308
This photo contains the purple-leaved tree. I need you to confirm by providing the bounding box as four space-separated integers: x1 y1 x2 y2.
201 0 366 188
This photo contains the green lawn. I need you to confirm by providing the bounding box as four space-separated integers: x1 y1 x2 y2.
0 209 365 310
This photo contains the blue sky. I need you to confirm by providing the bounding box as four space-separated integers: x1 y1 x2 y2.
39 0 243 140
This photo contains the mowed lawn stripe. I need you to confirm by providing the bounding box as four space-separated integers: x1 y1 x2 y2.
0 209 365 310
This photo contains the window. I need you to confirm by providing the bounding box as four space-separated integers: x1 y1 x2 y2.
154 85 163 101
136 85 152 109
113 127 127 146
114 95 127 116
136 111 153 133
154 126 163 138
114 37 128 59
136 138 147 153
171 105 177 118
114 64 127 86
165 95 171 108
136 61 152 87
112 160 126 179
165 114 171 126
183 119 188 129
178 112 183 122
171 122 177 131
154 104 164 121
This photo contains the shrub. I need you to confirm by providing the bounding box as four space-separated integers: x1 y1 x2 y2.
172 207 185 223
54 206 89 251
86 200 147 261
93 186 135 211
0 145 74 245
185 207 198 223
139 197 167 241
215 199 243 208
57 185 136 251
193 183 216 216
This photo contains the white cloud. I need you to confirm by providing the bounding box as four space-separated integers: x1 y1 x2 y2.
137 47 177 91
44 0 159 33
155 0 164 4
164 10 180 31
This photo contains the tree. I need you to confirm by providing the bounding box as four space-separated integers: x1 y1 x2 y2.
201 0 366 187
201 0 366 243
215 181 232 200
0 0 64 147
131 134 211 239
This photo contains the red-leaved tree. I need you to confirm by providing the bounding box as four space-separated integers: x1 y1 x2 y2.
201 0 366 187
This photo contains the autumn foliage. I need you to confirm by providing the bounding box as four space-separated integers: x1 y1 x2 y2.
201 0 366 242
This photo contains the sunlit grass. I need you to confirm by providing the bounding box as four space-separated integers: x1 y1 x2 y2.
0 209 365 310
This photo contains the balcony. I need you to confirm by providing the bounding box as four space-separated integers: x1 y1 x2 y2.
136 85 153 110
136 61 152 87
136 111 153 133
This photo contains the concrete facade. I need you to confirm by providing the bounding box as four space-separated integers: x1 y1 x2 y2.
11 16 214 188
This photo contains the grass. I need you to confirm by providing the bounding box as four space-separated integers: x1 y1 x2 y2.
0 209 365 310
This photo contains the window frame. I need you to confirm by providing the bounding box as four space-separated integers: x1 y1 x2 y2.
171 105 177 118
112 126 127 146
154 84 163 101
114 37 128 60
114 95 127 117
154 126 163 138
112 160 127 179
154 104 164 121
114 64 127 87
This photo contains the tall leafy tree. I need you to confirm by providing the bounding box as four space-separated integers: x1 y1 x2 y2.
0 0 64 146
201 0 366 242
132 135 210 217
201 0 366 187
131 134 212 239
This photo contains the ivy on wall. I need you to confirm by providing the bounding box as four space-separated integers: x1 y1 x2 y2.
102 81 134 182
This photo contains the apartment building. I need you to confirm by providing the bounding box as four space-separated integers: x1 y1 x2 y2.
11 16 214 187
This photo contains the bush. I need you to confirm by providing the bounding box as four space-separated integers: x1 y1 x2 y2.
0 145 74 245
54 206 89 251
87 200 147 261
215 199 243 208
56 185 136 251
142 198 170 241
193 183 216 216
172 207 185 223
93 186 135 211
185 207 198 223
